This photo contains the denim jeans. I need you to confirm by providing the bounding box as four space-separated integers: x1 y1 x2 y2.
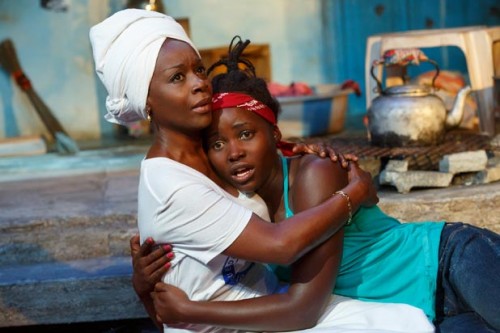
435 222 500 333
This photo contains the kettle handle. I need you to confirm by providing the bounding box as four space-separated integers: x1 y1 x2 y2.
370 58 440 94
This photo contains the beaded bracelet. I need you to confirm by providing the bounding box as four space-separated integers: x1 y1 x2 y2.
335 190 352 226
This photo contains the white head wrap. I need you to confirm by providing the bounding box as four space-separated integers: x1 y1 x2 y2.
89 9 199 125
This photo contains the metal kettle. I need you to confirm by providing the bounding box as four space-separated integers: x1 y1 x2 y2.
367 58 472 147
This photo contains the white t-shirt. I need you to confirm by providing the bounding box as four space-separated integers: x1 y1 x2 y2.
138 157 281 302
138 157 433 333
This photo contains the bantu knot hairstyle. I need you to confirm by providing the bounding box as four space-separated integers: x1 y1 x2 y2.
207 36 280 119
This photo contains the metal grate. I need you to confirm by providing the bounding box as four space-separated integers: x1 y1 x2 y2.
311 130 498 171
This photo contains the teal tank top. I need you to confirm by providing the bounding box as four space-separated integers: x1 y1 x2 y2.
277 156 445 321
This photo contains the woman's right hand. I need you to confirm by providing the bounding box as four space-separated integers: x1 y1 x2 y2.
130 234 174 298
347 161 379 207
153 282 190 325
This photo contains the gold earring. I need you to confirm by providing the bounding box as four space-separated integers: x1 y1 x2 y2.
146 108 152 122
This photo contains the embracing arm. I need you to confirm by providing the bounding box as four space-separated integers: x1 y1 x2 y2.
154 233 343 331
223 158 376 265
153 157 352 331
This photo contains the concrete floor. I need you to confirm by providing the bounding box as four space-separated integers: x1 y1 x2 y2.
1 142 499 231
0 144 147 183
0 318 159 333
0 140 499 328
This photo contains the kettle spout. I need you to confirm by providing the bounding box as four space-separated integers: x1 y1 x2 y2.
445 85 472 129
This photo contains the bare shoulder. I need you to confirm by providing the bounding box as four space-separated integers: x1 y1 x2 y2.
293 154 347 185
290 155 348 209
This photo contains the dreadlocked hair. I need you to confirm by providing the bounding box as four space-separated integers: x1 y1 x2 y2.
207 36 281 119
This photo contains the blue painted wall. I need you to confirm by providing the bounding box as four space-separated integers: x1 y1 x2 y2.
321 0 500 128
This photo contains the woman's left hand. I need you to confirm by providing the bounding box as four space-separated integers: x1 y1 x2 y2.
292 141 358 168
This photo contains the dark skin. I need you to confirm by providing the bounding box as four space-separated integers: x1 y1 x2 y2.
146 38 374 265
130 148 357 331
129 137 352 292
137 107 374 331
130 147 355 331
131 38 377 331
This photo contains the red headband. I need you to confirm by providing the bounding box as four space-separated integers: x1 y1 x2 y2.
211 92 294 156
212 92 277 125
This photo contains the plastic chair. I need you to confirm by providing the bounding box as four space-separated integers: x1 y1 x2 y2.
365 26 500 135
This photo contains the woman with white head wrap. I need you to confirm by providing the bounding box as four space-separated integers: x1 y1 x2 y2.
90 8 199 124
89 9 433 333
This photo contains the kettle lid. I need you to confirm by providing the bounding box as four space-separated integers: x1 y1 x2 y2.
385 84 431 96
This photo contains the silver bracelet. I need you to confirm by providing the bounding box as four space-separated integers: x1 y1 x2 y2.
335 190 352 226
